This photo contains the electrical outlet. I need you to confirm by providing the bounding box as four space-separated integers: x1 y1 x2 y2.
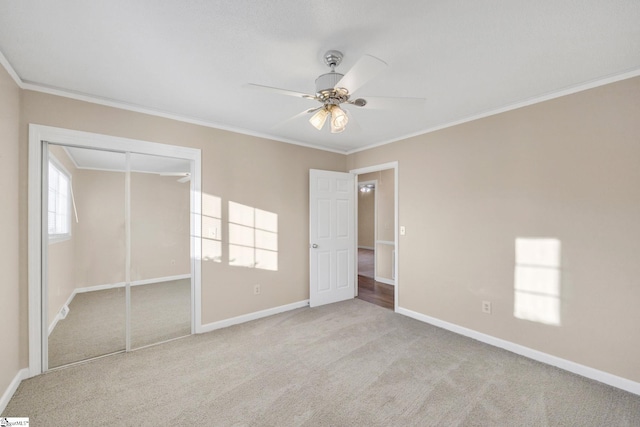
482 300 492 314
254 284 261 295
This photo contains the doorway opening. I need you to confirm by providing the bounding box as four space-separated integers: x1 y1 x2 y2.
351 164 398 311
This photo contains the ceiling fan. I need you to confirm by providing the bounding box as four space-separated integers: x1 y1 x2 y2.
159 172 191 183
247 50 424 134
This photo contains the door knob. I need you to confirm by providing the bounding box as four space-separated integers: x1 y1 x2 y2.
311 243 318 248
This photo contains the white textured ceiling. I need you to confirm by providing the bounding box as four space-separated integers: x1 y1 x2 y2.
2 1 639 153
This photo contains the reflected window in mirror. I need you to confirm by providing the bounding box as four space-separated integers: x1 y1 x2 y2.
48 156 72 243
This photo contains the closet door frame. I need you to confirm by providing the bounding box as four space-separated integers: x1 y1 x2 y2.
28 124 202 375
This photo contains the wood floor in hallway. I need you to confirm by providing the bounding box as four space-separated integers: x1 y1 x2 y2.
357 275 394 310
357 248 394 310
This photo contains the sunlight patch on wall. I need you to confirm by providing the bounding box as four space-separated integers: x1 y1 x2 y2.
202 193 222 262
229 201 278 271
514 238 561 326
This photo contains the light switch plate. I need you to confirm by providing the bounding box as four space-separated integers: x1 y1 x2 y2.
400 226 406 235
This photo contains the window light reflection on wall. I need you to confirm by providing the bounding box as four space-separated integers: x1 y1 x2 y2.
228 201 278 271
514 238 561 326
201 193 222 263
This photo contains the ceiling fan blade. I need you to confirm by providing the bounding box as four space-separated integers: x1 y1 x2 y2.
335 54 387 95
245 83 316 100
159 172 190 177
272 107 323 130
344 109 361 133
356 96 426 110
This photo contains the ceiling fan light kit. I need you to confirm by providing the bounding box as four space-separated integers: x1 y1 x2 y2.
328 105 348 133
309 107 330 130
308 104 348 133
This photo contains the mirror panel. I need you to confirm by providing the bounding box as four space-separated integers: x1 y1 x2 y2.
129 153 192 349
47 145 127 368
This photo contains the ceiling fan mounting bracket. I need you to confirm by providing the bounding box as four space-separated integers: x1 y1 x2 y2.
323 50 343 68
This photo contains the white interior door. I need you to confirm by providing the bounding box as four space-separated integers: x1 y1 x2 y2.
309 169 355 307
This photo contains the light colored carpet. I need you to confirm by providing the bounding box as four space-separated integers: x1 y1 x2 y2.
48 279 191 368
358 248 374 278
6 299 640 426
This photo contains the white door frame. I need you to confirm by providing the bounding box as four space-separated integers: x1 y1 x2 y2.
350 162 399 312
28 124 202 376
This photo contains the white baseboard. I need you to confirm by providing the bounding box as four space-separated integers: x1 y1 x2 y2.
48 288 77 336
47 304 69 336
129 274 191 287
48 274 192 335
396 307 640 396
75 273 191 294
358 246 374 250
48 313 61 336
374 276 395 286
0 368 29 415
199 300 309 334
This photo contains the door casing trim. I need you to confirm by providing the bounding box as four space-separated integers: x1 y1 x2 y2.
350 161 399 311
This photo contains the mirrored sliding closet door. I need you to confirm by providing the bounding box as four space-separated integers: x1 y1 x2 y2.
129 153 192 349
46 144 127 369
45 145 194 369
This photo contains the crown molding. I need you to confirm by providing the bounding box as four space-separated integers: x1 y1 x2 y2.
3 51 638 157
0 50 346 155
346 67 640 155
0 50 23 87
19 80 348 155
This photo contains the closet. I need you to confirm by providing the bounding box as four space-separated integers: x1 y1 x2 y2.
45 144 192 369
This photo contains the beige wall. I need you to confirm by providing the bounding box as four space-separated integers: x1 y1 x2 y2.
374 169 394 281
357 186 375 248
375 244 394 282
196 132 345 322
6 62 638 391
73 169 126 287
347 76 640 382
18 90 347 370
374 169 394 243
0 63 21 403
50 166 190 291
130 172 190 281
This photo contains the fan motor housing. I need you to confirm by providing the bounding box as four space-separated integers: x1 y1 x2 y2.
315 72 343 92
315 72 349 104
